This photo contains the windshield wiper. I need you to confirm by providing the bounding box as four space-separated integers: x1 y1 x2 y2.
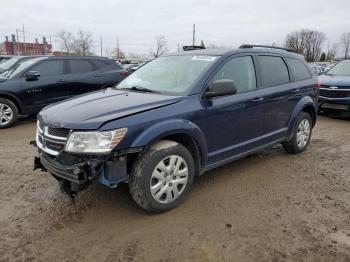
119 86 159 93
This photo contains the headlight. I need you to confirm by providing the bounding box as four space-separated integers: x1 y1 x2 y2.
65 128 127 153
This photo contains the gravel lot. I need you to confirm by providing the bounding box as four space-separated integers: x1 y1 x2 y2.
0 116 349 262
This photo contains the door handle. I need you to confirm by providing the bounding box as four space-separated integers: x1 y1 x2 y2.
56 79 65 84
94 73 102 77
252 97 264 102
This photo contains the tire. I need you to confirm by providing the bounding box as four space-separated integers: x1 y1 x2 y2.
283 112 312 154
129 140 195 213
0 98 18 129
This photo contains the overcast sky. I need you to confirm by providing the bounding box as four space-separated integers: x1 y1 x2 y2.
1 0 349 55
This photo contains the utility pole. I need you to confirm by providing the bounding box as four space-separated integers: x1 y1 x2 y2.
22 24 26 55
100 36 103 56
117 37 120 59
177 43 180 52
192 24 196 46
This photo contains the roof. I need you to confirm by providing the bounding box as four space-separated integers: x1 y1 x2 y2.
166 47 305 60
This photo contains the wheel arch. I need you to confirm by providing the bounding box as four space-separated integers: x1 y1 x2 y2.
287 96 317 139
130 119 208 174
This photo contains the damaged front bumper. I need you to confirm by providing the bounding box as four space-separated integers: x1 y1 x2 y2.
33 143 142 197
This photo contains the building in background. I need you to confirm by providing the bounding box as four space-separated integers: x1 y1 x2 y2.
0 35 52 55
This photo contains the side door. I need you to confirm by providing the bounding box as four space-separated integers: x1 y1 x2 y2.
19 59 68 112
66 59 103 97
204 55 267 165
256 55 295 139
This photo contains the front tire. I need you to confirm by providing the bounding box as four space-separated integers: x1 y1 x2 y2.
0 98 18 129
129 140 195 213
283 112 312 154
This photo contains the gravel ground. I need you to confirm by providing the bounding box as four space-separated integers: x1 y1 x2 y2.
0 116 349 262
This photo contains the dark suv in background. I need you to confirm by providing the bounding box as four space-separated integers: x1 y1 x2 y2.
0 56 128 128
34 45 318 213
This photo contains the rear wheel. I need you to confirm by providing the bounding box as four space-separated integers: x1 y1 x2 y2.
283 112 312 154
0 98 18 129
129 140 195 213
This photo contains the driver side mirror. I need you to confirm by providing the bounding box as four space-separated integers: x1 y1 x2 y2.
25 71 40 81
205 79 237 99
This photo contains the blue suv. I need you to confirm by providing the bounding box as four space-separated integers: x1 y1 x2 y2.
33 45 319 213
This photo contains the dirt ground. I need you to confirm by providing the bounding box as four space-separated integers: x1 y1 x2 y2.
0 116 349 262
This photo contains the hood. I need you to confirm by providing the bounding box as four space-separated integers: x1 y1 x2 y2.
40 88 182 129
318 74 350 87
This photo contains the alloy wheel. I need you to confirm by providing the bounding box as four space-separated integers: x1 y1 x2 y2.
0 103 13 126
296 118 310 149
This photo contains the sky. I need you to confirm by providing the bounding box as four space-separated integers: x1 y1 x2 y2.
1 0 350 56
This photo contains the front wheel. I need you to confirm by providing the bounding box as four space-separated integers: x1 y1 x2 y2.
283 112 312 154
0 98 18 129
129 140 195 213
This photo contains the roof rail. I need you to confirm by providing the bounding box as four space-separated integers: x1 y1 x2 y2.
239 44 293 52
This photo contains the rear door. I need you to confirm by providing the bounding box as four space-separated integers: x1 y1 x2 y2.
204 54 266 165
256 55 294 139
19 59 68 112
66 59 102 97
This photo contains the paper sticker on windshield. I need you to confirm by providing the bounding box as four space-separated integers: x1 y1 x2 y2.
192 56 216 62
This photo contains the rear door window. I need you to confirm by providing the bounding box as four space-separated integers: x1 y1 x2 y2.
91 60 109 70
258 56 290 87
69 60 94 74
212 56 257 94
286 58 312 81
30 60 64 77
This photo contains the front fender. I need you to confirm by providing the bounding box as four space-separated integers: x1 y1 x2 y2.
287 96 316 139
131 119 208 165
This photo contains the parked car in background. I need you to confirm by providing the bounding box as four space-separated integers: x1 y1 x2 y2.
130 62 147 73
122 63 138 72
0 56 37 76
33 45 318 213
0 56 129 128
0 55 14 63
309 63 323 75
318 60 350 116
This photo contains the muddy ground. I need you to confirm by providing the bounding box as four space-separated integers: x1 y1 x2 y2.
0 116 349 262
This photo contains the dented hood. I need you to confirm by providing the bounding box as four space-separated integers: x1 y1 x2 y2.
39 89 182 130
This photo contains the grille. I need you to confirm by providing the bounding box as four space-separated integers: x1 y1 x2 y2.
320 88 350 98
45 140 65 152
47 127 70 138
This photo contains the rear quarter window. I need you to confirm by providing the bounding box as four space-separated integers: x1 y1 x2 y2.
91 60 110 70
69 60 94 74
286 58 312 81
258 56 290 87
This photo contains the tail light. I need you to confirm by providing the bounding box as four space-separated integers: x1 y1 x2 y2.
316 80 321 89
120 71 129 77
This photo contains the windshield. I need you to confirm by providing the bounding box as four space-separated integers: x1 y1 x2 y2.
327 61 350 76
0 57 46 79
117 55 217 95
0 57 21 71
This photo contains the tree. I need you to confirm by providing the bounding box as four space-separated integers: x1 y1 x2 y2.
284 29 326 62
71 30 94 56
151 36 168 58
112 47 126 59
340 32 350 59
326 42 338 61
56 30 73 54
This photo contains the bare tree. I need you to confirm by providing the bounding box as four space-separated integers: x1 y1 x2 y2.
72 30 94 56
284 29 326 62
151 36 168 58
340 32 350 59
56 30 73 54
112 47 126 59
326 42 338 61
